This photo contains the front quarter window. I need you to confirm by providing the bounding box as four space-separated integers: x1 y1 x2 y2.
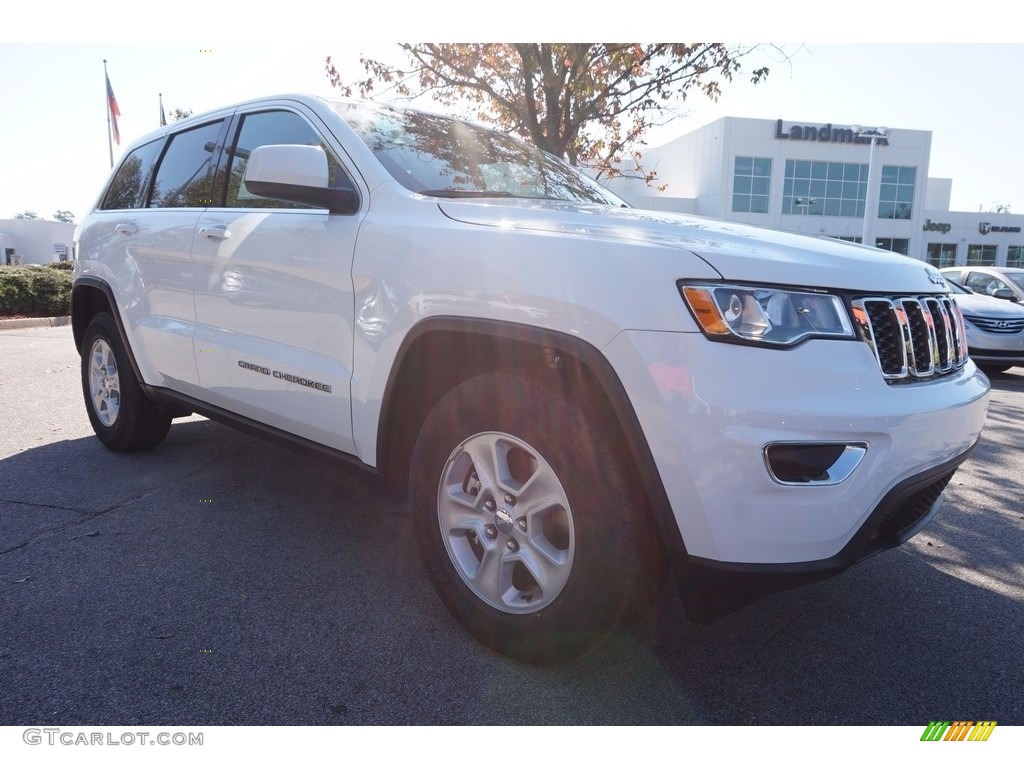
336 102 625 206
223 109 352 209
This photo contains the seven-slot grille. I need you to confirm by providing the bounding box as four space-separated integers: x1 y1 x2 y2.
851 295 969 383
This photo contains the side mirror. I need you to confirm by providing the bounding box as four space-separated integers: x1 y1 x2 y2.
243 144 357 214
991 287 1016 301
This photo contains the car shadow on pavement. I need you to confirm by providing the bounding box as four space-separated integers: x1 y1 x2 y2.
0 412 1021 726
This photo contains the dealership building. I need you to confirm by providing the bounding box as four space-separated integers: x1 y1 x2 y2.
606 116 1023 270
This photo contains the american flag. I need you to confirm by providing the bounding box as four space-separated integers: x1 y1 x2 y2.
106 74 121 145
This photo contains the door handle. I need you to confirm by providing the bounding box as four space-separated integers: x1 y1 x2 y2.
199 225 232 241
115 223 138 235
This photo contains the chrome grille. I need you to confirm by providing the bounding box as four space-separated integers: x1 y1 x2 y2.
963 314 1024 334
852 295 968 383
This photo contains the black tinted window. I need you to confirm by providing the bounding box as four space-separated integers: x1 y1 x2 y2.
101 139 162 210
148 121 225 208
224 110 349 209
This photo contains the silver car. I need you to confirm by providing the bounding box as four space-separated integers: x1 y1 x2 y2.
947 279 1024 373
941 266 1024 303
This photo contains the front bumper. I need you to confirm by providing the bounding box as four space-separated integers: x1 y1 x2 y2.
603 330 989 621
603 329 990 565
674 441 973 621
964 326 1024 367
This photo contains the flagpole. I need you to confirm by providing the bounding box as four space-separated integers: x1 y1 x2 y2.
103 59 113 168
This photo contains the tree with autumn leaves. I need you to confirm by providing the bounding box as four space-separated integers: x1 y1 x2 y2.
326 44 774 183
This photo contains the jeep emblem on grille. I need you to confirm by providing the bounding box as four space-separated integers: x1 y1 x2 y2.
925 268 946 285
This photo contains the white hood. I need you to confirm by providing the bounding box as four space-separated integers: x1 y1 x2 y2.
438 199 947 294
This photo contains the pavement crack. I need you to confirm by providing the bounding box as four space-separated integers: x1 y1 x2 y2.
0 497 92 514
82 495 149 521
0 490 158 557
0 540 30 556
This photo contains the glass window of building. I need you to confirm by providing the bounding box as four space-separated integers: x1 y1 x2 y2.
966 244 998 266
731 157 771 213
875 238 910 256
877 166 916 220
1007 246 1023 268
783 161 866 217
926 243 957 268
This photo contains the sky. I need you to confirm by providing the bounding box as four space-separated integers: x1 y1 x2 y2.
3 7 1024 226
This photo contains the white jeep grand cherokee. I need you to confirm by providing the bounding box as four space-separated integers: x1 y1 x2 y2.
73 94 990 662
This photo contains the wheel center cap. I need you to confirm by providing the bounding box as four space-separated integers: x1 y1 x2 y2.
494 507 514 535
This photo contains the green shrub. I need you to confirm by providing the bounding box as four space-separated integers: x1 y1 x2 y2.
0 264 72 316
46 260 75 272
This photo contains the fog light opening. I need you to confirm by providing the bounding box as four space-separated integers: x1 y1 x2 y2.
764 442 867 486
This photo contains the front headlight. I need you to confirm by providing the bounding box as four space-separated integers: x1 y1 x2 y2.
680 283 855 347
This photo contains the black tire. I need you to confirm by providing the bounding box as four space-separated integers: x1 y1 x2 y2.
409 370 665 664
80 312 172 452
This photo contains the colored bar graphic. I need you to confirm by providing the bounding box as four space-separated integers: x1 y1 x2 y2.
968 721 997 742
920 720 996 742
944 721 972 741
921 721 950 741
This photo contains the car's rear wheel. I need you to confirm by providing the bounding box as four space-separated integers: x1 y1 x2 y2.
410 370 665 664
81 312 172 452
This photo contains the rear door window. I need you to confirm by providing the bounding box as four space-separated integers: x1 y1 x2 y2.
148 120 226 208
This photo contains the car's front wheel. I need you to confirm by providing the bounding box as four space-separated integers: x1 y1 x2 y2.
81 312 172 452
410 370 665 664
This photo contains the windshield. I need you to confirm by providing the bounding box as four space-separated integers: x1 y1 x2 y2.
335 101 627 206
1007 272 1024 291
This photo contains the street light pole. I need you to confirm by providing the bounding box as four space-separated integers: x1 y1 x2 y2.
794 197 816 215
855 127 888 248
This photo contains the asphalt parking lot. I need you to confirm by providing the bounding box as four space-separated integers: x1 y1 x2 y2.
1 325 1022 726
